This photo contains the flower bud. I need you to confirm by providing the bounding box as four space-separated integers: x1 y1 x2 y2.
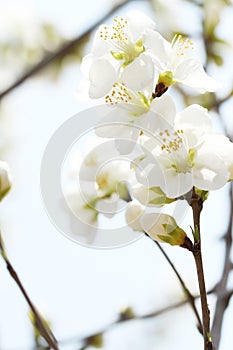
86 333 103 348
0 161 11 201
140 213 187 246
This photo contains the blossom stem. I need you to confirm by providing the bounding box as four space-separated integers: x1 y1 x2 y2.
191 189 213 350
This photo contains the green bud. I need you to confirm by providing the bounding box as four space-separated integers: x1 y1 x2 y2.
119 306 135 321
87 333 103 348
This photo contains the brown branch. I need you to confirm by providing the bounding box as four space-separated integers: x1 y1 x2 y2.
191 189 213 350
211 183 233 349
0 232 59 350
0 0 132 100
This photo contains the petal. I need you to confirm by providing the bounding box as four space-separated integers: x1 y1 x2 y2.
150 94 176 126
125 202 144 232
174 59 219 93
198 134 233 180
120 54 154 91
126 11 156 42
175 104 212 147
161 168 193 198
95 107 139 139
89 59 116 98
92 26 112 56
143 29 172 70
194 151 228 190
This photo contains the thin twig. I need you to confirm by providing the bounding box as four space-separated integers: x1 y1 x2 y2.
0 232 59 350
58 294 201 347
145 234 203 333
0 0 132 100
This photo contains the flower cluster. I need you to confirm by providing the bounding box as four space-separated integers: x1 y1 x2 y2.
78 10 233 246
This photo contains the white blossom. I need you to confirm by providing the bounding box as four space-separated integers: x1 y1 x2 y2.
80 11 156 99
140 212 187 246
136 105 230 198
96 93 176 149
144 31 219 93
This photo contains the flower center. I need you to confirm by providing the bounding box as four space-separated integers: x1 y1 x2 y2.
99 16 145 65
105 82 132 105
160 129 184 153
105 82 150 112
159 129 192 174
100 17 128 46
171 34 194 57
168 34 194 71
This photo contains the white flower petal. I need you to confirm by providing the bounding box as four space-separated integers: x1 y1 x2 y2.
194 151 228 190
126 11 155 42
95 107 139 139
120 54 154 91
198 134 233 180
174 59 219 92
125 202 144 232
150 94 176 126
89 59 116 98
162 168 193 198
144 29 171 70
92 27 112 56
175 104 212 147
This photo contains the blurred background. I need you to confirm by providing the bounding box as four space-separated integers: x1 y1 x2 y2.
0 0 233 349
